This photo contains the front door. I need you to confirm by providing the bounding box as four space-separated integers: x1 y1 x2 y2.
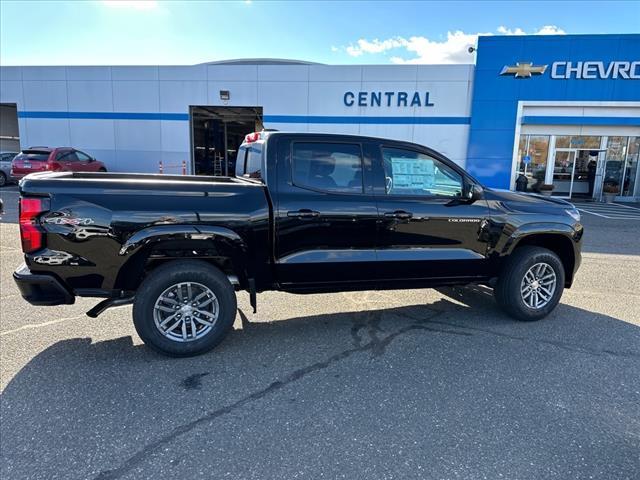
552 149 577 197
74 150 96 171
373 145 491 282
56 149 78 171
274 137 379 289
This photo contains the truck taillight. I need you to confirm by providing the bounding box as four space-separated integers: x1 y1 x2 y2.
19 197 50 253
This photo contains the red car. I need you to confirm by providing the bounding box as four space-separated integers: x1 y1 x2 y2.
11 147 107 180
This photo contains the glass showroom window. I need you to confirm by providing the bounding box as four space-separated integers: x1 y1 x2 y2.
518 135 550 187
622 137 639 197
517 135 528 173
604 137 628 195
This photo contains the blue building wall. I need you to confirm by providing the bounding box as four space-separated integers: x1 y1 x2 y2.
466 34 640 189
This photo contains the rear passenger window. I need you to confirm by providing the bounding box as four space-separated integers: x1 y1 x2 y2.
292 142 363 194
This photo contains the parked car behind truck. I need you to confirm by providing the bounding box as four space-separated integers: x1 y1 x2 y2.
14 132 583 357
0 151 19 186
11 147 106 181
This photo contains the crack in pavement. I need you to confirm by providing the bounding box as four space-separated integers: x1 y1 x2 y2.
95 310 465 480
397 312 640 360
0 314 87 336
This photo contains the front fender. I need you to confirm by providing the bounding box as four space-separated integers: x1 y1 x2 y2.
498 222 580 256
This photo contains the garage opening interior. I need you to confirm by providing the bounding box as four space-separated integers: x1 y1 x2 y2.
0 103 20 152
190 106 263 176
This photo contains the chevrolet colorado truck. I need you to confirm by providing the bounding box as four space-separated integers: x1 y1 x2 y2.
14 132 583 357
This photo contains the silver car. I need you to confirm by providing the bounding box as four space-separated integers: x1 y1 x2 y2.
0 151 18 187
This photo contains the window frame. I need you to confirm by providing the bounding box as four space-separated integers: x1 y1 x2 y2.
74 150 91 162
289 140 366 196
378 144 465 200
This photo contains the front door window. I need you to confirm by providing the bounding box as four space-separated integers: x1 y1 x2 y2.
381 147 463 198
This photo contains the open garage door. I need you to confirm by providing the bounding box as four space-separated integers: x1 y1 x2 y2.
0 104 20 153
190 106 263 176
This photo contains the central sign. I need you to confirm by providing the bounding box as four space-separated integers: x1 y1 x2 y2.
344 91 435 107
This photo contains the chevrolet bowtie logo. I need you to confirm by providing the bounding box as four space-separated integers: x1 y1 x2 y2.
500 62 548 78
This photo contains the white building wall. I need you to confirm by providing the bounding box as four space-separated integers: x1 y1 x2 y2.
0 63 473 173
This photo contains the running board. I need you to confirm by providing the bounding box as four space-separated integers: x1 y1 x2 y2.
86 296 135 318
87 274 240 318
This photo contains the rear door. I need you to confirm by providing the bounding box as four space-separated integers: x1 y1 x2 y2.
273 135 379 289
372 144 491 282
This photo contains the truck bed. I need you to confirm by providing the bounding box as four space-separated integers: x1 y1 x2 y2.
18 171 272 295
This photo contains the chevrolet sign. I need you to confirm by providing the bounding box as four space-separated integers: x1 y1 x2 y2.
550 61 640 79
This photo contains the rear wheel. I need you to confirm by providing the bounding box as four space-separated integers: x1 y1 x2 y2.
494 246 565 321
133 260 237 356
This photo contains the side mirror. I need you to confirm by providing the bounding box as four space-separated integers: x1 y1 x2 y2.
464 183 483 203
88 157 95 162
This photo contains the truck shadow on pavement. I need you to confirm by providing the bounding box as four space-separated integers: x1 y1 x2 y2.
1 287 639 480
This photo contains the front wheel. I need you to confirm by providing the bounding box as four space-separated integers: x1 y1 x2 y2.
0 172 6 187
133 260 237 357
494 246 565 321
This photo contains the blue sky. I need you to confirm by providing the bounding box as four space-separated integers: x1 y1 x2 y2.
1 0 639 66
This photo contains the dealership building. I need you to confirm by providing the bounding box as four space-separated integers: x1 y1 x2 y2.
1 33 638 200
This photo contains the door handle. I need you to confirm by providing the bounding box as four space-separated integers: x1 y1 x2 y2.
287 209 320 218
384 210 413 220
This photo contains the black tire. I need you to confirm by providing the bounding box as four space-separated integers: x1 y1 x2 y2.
0 172 6 187
98 168 107 172
133 260 237 357
494 246 565 321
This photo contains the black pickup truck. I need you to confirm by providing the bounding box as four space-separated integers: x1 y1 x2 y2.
14 132 583 356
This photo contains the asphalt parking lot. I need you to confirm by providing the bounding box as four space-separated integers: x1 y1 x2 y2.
1 185 639 480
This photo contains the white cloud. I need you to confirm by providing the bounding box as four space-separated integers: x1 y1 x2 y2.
534 25 566 35
345 37 407 57
498 25 566 35
497 26 526 35
341 26 567 64
101 1 159 10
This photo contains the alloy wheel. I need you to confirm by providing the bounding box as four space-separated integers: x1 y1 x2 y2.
520 262 557 309
153 282 219 342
